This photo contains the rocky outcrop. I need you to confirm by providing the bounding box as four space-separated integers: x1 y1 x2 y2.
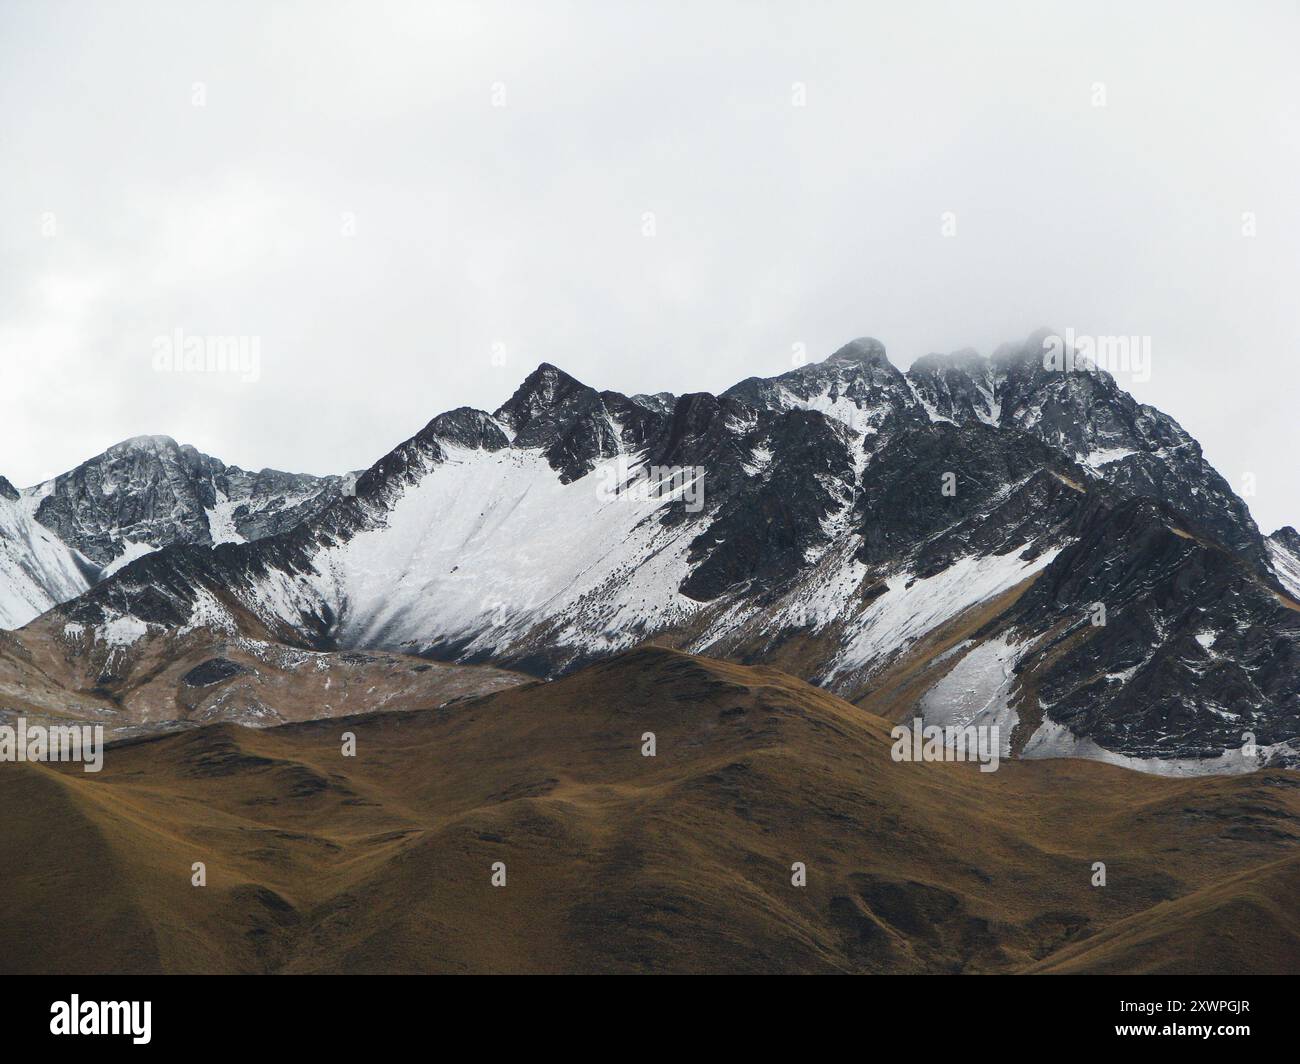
27 434 343 566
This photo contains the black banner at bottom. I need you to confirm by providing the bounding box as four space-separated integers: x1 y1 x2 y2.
3 974 1293 1051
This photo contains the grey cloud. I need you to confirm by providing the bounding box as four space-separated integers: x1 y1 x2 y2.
1 0 1295 530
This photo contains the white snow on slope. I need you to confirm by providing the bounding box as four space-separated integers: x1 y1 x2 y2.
101 539 158 576
1083 446 1136 470
776 385 881 433
743 445 774 478
919 634 1024 757
179 586 240 636
96 613 149 647
0 492 97 629
765 380 908 438
1267 540 1300 601
826 548 1060 682
206 490 247 546
237 446 704 657
1021 716 1295 777
973 377 1002 426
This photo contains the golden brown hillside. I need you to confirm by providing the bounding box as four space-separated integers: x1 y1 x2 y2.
2 647 1297 974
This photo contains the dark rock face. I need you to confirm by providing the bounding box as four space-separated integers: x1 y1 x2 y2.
29 435 342 565
905 349 997 424
494 363 593 439
32 436 220 563
679 409 858 601
493 364 669 483
221 467 345 543
181 658 251 687
718 331 1264 570
906 334 1266 568
853 423 1081 567
417 408 511 453
0 477 18 502
1009 498 1300 760
630 392 676 416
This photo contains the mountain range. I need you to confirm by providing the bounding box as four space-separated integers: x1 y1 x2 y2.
3 330 1299 772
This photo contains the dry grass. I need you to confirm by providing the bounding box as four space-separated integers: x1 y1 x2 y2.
3 646 1297 974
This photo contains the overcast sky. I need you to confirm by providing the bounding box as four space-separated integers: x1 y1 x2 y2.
1 0 1297 532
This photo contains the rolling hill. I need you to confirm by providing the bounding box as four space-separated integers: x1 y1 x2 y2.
3 647 1296 974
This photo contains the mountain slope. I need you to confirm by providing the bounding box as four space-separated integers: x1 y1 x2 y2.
1267 527 1300 599
2 648 1296 974
0 476 98 629
1027 854 1300 975
0 600 526 737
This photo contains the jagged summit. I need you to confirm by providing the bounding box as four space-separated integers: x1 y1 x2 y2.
630 391 675 416
528 360 572 380
102 433 204 460
417 407 511 451
493 362 592 434
824 336 890 366
1270 526 1300 551
17 432 345 573
712 329 1260 565
0 476 17 502
114 432 182 448
1266 527 1300 600
904 328 1057 374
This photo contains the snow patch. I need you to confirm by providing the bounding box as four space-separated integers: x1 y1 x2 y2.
827 548 1059 681
205 490 247 546
1083 446 1136 470
97 614 149 647
1267 540 1300 601
743 445 774 478
179 587 239 636
101 539 158 576
919 634 1025 757
1021 716 1293 777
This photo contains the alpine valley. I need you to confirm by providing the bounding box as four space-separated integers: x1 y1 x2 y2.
4 329 1300 975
